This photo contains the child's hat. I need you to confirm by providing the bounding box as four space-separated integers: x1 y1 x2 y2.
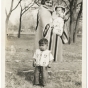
55 5 65 12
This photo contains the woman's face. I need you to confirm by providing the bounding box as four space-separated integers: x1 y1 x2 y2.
45 0 53 7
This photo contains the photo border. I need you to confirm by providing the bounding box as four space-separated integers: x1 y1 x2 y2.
1 0 87 88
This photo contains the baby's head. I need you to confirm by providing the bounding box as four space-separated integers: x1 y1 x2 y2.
55 6 65 17
39 38 48 51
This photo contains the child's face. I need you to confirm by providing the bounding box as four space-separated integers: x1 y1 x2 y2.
56 8 64 16
39 44 48 51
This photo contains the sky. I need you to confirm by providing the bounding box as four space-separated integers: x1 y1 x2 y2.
5 0 20 24
5 0 33 25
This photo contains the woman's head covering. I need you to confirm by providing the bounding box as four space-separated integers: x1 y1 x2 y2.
41 0 54 12
41 0 53 5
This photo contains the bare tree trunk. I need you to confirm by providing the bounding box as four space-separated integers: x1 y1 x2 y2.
5 0 22 38
73 2 82 43
70 20 76 43
73 26 77 42
5 18 9 41
70 10 77 43
69 0 73 44
6 15 11 36
18 8 22 38
5 0 14 36
17 1 34 38
69 0 78 44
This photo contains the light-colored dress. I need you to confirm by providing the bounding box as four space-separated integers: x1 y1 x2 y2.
34 5 52 50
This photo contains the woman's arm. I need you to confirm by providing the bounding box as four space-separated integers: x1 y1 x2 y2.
35 12 39 30
43 24 50 37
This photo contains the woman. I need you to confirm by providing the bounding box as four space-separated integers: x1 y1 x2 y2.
34 0 54 50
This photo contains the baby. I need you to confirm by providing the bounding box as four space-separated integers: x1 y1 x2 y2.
52 6 65 36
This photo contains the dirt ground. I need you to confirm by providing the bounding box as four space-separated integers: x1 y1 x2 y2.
5 34 82 88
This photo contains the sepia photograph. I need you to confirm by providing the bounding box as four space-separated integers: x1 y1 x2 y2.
3 0 86 88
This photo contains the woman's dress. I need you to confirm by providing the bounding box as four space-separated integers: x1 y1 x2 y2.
34 5 52 50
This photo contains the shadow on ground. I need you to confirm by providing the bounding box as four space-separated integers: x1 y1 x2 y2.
17 70 34 83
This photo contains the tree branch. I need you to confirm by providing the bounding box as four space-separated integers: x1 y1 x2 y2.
35 2 40 6
22 2 34 15
11 0 22 12
65 11 70 15
62 0 70 10
34 0 40 6
76 2 82 8
22 2 33 12
74 1 82 31
68 0 71 3
5 9 8 16
8 0 14 16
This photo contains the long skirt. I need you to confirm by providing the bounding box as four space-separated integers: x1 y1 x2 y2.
49 32 63 62
34 5 52 50
33 66 48 86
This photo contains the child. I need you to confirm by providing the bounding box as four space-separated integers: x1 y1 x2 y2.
33 38 54 87
52 6 65 36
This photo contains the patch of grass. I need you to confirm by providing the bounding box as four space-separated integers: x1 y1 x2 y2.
6 35 82 88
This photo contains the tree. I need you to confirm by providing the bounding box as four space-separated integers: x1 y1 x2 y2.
69 0 82 43
18 0 34 38
5 0 22 36
73 1 82 42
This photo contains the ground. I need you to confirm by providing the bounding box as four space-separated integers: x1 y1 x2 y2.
5 34 82 88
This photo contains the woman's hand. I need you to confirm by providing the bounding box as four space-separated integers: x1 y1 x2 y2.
43 24 50 37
